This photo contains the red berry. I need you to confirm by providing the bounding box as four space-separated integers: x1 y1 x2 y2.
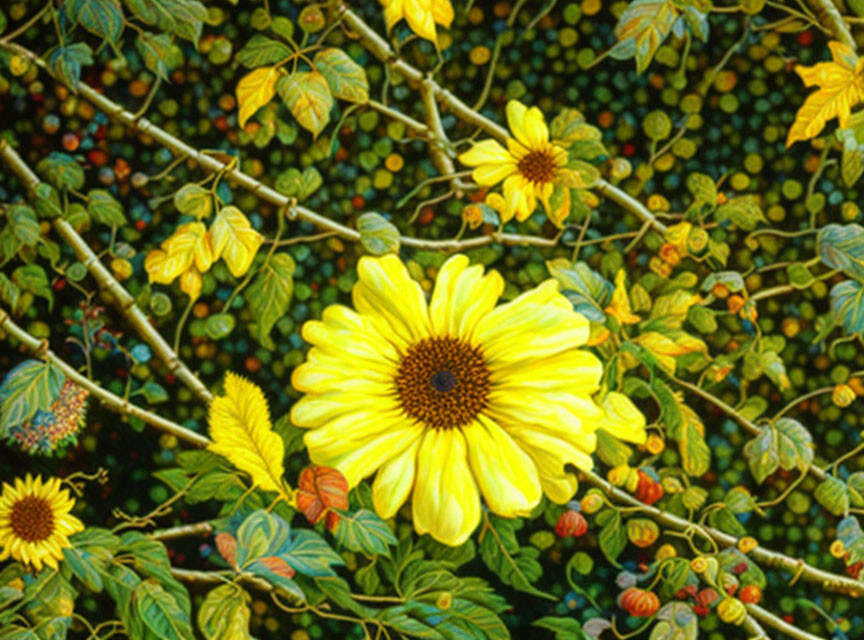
618 587 660 617
554 510 588 538
739 585 762 604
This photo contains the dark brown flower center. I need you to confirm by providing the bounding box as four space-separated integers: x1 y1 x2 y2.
517 149 558 184
10 496 55 543
395 337 490 429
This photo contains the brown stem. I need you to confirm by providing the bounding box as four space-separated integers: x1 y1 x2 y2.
150 521 214 541
0 307 210 448
0 139 214 406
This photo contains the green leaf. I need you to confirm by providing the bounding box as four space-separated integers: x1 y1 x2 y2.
357 212 400 255
139 380 169 404
478 514 553 600
594 429 633 467
314 48 369 103
277 71 334 138
133 580 195 640
612 0 678 73
236 34 293 67
743 426 779 484
37 153 84 191
33 183 64 219
649 603 698 640
247 253 294 349
136 32 181 82
0 360 64 434
707 506 746 536
67 0 124 44
47 43 93 92
838 113 864 187
173 183 213 218
88 189 126 226
596 509 628 566
815 476 851 516
681 486 708 511
0 273 21 316
715 195 765 230
334 509 397 558
686 172 717 207
831 280 864 334
774 417 814 471
837 515 864 565
7 204 40 247
280 530 343 577
546 258 612 322
786 263 816 289
119 531 190 614
235 510 292 567
197 584 252 640
13 265 53 310
125 0 207 43
819 223 864 280
62 528 119 592
205 313 235 340
533 617 588 640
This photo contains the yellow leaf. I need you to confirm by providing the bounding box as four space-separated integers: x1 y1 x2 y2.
787 41 864 146
144 222 212 286
180 267 202 300
208 372 286 495
600 391 647 444
277 71 333 138
664 221 692 254
237 66 279 128
605 270 641 324
210 206 264 278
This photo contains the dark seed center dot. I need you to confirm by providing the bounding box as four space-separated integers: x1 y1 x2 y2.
517 149 558 184
395 337 490 430
10 496 55 543
431 370 457 393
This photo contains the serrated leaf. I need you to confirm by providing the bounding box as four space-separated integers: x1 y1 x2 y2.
596 509 628 566
67 0 124 43
613 0 679 73
132 580 195 640
533 617 588 640
314 48 369 103
815 476 851 516
210 206 263 278
88 189 127 226
277 71 333 138
197 584 251 640
173 183 213 218
282 529 344 577
7 204 40 247
236 34 292 67
208 372 286 495
831 280 864 334
247 253 294 349
546 258 612 322
296 465 349 525
36 152 84 191
774 418 814 472
334 509 397 558
0 360 64 434
478 514 554 600
819 223 864 280
135 32 180 82
47 43 93 92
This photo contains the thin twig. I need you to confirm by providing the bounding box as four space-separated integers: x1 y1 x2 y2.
0 139 214 405
0 308 210 448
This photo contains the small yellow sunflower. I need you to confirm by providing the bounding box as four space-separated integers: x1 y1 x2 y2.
291 254 645 545
0 474 84 571
458 100 570 223
381 0 454 44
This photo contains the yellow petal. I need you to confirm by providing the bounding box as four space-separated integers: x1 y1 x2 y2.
432 0 454 26
353 254 430 348
412 428 481 546
144 248 192 285
521 106 550 148
507 428 592 502
292 348 395 394
474 289 590 364
487 388 603 446
291 390 398 428
472 162 517 186
506 100 529 142
429 255 504 339
305 413 425 486
458 139 513 167
600 391 647 444
491 348 603 395
373 437 421 518
605 269 641 324
463 415 541 517
300 304 400 365
502 174 528 222
382 0 404 31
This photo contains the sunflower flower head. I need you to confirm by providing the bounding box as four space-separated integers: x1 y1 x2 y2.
381 0 454 45
0 474 84 571
458 100 571 224
291 254 646 545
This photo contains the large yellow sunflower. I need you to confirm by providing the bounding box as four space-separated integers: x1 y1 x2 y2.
458 100 572 224
291 254 645 545
0 474 84 571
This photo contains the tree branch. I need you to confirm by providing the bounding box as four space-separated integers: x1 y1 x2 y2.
803 0 856 49
150 521 214 541
337 2 668 235
0 307 211 448
0 41 566 252
747 603 828 640
580 468 862 597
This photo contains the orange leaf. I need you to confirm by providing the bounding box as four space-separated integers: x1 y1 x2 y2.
257 556 296 579
215 532 238 568
295 465 349 525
